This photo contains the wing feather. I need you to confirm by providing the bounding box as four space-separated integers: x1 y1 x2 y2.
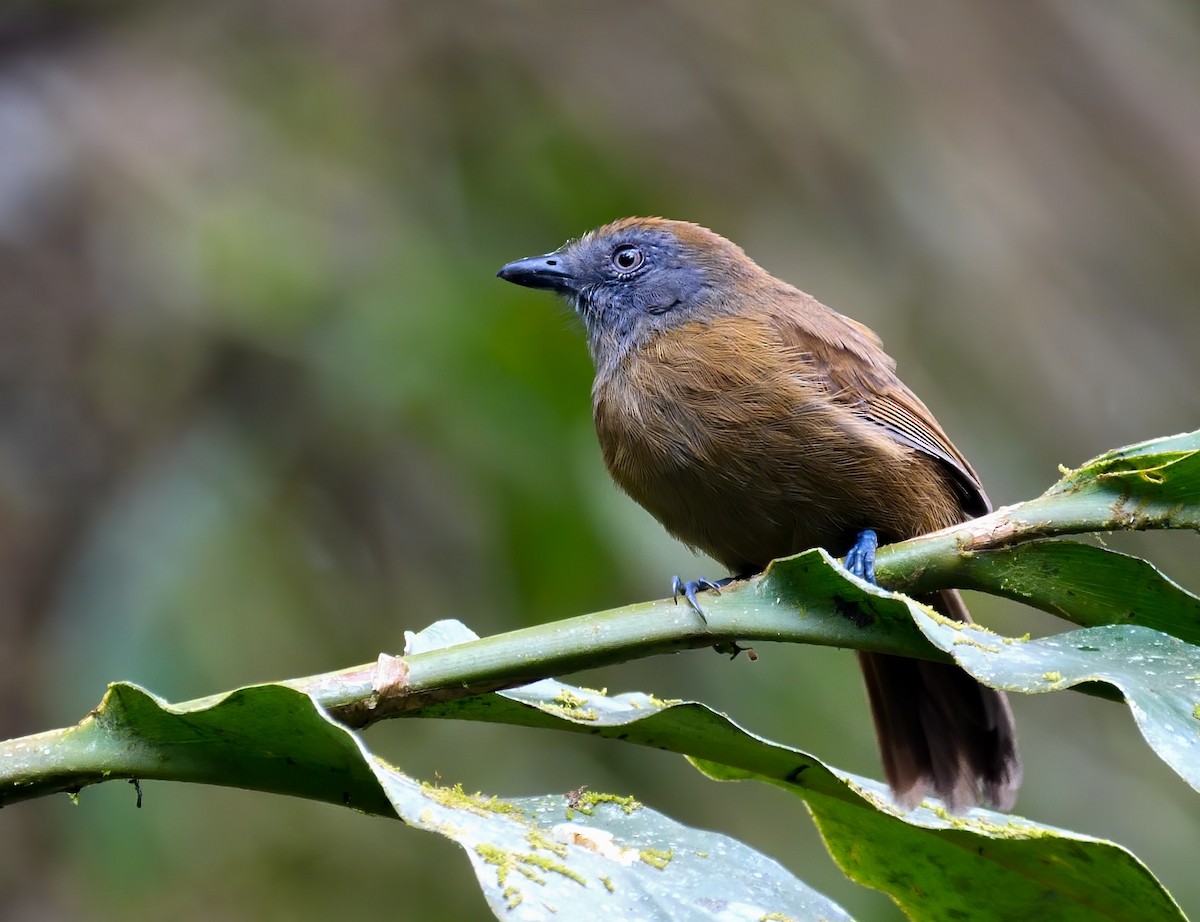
766 288 991 517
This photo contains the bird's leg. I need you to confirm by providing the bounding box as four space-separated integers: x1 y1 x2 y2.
671 575 734 619
842 529 879 584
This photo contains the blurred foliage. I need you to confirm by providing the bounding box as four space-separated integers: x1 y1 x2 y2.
1 2 1198 920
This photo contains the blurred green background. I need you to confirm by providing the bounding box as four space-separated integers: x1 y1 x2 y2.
1 2 1198 919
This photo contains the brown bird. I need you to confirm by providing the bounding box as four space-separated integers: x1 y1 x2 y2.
497 217 1021 811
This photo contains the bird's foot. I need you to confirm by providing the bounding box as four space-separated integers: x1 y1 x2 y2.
671 575 734 620
842 529 879 585
671 575 752 659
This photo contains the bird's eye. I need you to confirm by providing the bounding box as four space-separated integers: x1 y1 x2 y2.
611 244 645 274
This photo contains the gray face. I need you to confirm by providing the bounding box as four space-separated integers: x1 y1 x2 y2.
498 225 712 370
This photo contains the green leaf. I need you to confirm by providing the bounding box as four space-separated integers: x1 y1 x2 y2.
1048 431 1200 524
910 614 1200 792
875 431 1200 620
700 764 1185 922
379 780 853 921
951 540 1200 646
734 553 1200 796
412 623 1183 922
9 430 1200 918
1 682 396 815
5 677 849 921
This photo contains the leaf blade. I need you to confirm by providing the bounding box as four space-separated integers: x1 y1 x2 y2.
409 621 1183 922
952 540 1200 646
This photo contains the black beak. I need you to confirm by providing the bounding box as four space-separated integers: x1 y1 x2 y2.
496 252 575 292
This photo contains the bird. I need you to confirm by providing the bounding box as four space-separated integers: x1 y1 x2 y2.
497 217 1021 812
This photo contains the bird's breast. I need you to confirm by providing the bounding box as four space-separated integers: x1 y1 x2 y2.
591 318 963 572
594 319 841 570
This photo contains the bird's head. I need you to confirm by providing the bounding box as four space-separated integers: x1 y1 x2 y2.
497 218 762 371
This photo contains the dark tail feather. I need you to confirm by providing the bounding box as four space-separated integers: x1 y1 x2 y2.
857 589 1021 812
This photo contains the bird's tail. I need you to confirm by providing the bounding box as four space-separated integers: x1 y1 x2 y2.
856 589 1021 812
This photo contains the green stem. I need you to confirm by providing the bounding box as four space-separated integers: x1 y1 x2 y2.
4 431 1195 803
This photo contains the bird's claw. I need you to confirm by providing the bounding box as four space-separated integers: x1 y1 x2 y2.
673 576 745 657
843 528 879 584
671 575 734 620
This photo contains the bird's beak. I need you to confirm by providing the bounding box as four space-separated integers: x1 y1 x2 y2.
496 252 576 293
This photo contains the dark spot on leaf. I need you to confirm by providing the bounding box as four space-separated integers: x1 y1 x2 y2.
786 764 808 784
833 596 874 628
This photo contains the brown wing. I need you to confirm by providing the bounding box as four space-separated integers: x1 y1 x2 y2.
767 289 991 518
